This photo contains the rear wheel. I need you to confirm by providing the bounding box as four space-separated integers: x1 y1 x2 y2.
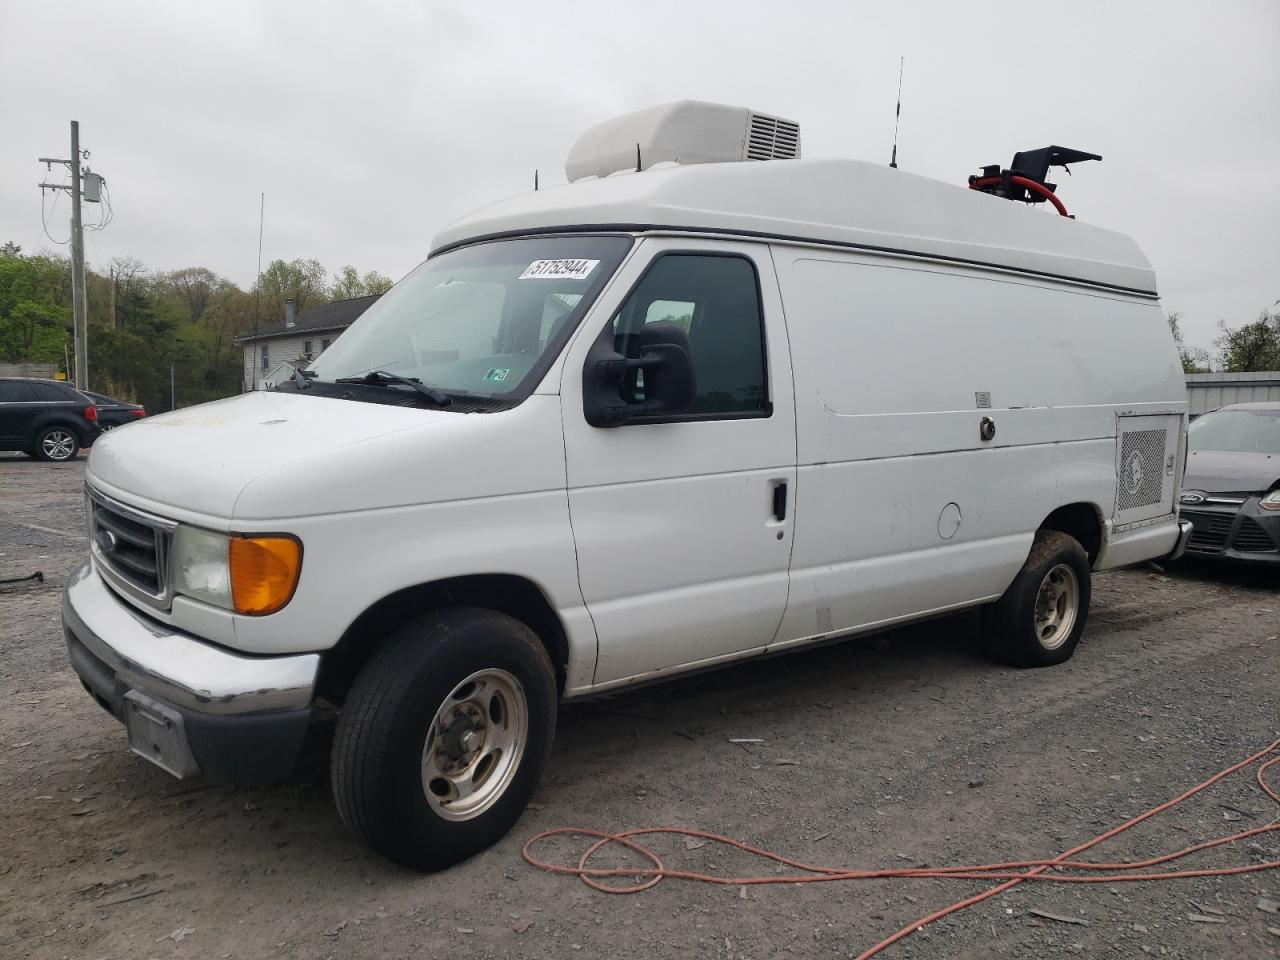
34 426 79 462
331 607 557 870
981 529 1091 667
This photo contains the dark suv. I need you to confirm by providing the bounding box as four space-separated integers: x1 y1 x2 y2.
0 377 101 461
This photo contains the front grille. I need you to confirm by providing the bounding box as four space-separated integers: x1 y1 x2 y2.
1182 509 1232 552
87 489 174 604
1181 507 1278 555
1234 517 1278 553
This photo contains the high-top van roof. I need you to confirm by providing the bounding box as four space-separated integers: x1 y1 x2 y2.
431 158 1157 297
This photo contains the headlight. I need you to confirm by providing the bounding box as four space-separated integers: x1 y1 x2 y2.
1261 490 1280 511
171 525 302 615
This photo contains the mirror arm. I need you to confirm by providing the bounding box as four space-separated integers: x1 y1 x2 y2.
596 353 657 374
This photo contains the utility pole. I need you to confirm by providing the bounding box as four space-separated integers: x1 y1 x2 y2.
39 121 101 389
70 122 86 388
251 192 265 391
109 266 117 330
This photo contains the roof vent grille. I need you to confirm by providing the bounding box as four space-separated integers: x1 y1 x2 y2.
746 112 800 161
564 100 801 182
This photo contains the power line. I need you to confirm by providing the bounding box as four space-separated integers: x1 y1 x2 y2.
40 183 71 245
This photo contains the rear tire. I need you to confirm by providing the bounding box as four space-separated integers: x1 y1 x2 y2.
330 607 557 870
34 426 80 462
981 529 1091 668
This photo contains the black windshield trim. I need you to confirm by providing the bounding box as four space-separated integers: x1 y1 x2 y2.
274 379 519 413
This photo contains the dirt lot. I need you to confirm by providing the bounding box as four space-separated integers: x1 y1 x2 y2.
1 452 1277 960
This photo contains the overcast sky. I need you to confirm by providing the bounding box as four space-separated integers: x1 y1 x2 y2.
1 0 1276 352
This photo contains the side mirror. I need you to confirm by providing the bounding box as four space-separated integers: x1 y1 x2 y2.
583 321 697 427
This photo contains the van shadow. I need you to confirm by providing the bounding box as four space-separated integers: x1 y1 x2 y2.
1163 556 1280 591
293 608 991 793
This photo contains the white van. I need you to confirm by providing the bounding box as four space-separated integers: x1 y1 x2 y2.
63 101 1191 868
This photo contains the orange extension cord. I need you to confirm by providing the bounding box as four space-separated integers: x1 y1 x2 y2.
523 736 1280 959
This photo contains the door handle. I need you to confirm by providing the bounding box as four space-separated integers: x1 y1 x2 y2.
772 481 788 522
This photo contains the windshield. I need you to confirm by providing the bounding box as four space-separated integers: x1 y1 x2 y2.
1188 408 1280 454
308 235 632 399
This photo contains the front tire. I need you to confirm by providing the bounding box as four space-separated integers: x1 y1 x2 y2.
331 608 557 870
34 426 80 462
981 529 1091 668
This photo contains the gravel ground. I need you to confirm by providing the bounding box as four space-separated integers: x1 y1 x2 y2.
1 452 1278 960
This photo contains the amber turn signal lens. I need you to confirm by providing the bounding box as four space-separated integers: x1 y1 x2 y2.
228 536 301 615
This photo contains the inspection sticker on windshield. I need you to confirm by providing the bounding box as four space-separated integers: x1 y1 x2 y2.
483 367 511 382
519 259 599 281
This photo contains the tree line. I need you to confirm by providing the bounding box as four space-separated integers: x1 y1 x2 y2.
0 241 391 412
1167 309 1280 374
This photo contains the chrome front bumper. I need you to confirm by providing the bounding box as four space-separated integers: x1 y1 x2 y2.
1168 518 1195 561
62 562 319 782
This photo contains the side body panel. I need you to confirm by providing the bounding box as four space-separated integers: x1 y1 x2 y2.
772 247 1186 645
559 237 799 690
88 395 599 691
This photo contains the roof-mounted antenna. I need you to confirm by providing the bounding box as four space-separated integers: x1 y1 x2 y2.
635 142 641 173
534 169 539 191
889 56 904 169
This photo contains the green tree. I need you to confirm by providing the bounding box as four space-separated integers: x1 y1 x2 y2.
201 286 257 368
330 265 394 300
0 249 71 363
1165 312 1210 373
1215 309 1280 372
363 270 393 295
165 267 228 323
258 258 328 318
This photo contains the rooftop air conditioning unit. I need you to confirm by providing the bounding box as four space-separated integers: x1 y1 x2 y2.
564 100 800 183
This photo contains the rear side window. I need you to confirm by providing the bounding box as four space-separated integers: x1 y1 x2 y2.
611 255 768 416
0 381 36 402
31 382 73 401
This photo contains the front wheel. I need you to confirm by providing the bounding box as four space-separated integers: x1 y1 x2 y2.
35 426 80 462
330 608 557 870
981 529 1091 668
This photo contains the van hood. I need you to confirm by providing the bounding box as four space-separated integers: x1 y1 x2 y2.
1182 449 1279 495
87 392 454 522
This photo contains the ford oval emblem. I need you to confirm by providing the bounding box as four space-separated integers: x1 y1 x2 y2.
1180 491 1206 505
95 528 118 554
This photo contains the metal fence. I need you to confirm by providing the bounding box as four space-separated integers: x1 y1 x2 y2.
0 362 59 379
1185 371 1280 416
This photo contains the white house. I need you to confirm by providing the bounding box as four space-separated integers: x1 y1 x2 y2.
235 294 381 391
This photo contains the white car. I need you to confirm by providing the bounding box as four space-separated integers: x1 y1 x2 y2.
63 101 1191 869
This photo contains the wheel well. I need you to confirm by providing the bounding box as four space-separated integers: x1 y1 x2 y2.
316 574 569 704
1039 503 1103 564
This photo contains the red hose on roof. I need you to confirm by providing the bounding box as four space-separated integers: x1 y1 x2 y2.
970 174 1071 217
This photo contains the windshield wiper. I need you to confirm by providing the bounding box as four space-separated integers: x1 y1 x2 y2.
335 369 452 406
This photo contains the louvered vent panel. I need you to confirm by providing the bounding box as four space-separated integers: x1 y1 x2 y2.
1234 518 1277 552
746 112 801 160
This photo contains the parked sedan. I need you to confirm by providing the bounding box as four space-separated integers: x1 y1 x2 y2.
83 391 146 429
0 377 101 461
1179 402 1280 563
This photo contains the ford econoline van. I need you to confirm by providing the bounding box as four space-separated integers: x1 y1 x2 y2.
63 101 1192 868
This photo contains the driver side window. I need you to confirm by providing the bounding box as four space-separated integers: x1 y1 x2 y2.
611 254 769 417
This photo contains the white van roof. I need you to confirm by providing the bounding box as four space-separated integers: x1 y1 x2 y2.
431 158 1157 297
